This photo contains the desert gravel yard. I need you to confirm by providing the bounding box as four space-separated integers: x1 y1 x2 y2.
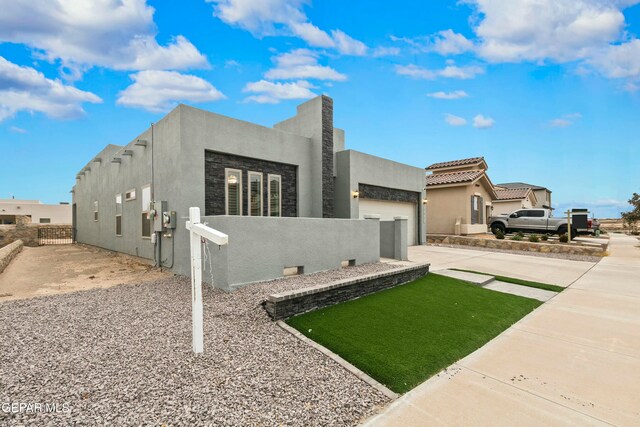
0 264 395 426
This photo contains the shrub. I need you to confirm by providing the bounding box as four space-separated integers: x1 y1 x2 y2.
516 231 524 238
511 234 523 241
495 230 505 240
541 234 549 241
559 233 569 243
529 234 540 243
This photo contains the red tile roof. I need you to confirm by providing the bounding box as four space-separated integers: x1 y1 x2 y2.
426 156 484 170
426 170 485 186
494 187 531 200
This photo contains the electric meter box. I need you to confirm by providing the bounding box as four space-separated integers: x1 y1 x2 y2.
152 201 167 232
163 211 177 230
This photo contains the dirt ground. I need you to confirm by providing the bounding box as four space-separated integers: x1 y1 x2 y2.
0 244 171 301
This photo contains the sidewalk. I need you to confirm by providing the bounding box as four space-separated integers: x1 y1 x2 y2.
364 234 640 426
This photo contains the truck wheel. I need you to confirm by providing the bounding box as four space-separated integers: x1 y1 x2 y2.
557 225 567 235
491 224 505 235
571 229 578 240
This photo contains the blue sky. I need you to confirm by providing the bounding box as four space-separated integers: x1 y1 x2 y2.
1 0 639 218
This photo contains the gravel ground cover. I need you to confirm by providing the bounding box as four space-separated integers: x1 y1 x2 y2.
0 263 396 426
429 243 603 263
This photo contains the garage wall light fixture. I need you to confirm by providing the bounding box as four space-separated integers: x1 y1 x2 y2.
352 190 359 199
423 199 428 204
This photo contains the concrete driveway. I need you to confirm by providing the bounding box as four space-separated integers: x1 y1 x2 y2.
366 234 640 426
408 244 596 287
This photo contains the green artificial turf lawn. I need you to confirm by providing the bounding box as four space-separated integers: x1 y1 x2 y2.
450 268 565 293
286 273 541 394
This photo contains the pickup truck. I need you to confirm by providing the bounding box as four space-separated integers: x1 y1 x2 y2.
489 208 577 239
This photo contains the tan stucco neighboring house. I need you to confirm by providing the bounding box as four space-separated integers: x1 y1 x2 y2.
495 182 552 209
0 199 72 224
491 187 539 216
425 157 497 235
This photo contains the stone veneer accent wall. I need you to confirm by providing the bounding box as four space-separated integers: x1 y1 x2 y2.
204 150 298 217
264 263 430 320
321 96 334 218
358 183 421 204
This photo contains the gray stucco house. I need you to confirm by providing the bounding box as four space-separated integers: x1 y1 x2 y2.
72 96 426 289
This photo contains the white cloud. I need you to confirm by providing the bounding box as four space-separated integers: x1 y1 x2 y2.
116 71 225 112
427 90 469 99
331 30 368 56
389 30 474 55
242 80 316 104
9 126 27 134
208 0 368 55
466 0 635 63
372 46 401 57
624 81 640 92
550 118 572 128
444 114 467 126
0 56 102 122
395 64 437 79
431 30 475 55
473 114 495 129
265 49 347 81
589 39 640 78
395 63 484 80
0 0 208 75
549 112 582 127
439 65 484 79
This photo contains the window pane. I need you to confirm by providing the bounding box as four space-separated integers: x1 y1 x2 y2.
250 173 262 216
269 176 281 217
226 171 241 215
116 194 122 215
141 213 151 237
116 216 122 235
142 186 151 212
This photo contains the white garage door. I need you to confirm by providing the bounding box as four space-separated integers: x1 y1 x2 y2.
359 199 417 246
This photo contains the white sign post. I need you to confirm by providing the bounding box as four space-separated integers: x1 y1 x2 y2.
185 207 228 354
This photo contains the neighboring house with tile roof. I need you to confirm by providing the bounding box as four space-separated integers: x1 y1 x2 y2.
425 157 496 235
495 181 552 210
491 187 539 216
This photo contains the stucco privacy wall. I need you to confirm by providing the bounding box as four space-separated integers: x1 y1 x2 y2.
335 150 426 244
380 218 408 260
199 216 380 290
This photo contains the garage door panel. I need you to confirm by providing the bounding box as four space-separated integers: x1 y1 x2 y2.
359 199 417 245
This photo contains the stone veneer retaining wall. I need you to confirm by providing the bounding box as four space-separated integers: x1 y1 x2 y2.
0 223 73 247
427 235 607 256
0 224 38 247
264 263 430 320
0 239 23 274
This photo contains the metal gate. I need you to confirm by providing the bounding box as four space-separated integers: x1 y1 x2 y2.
38 226 73 245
